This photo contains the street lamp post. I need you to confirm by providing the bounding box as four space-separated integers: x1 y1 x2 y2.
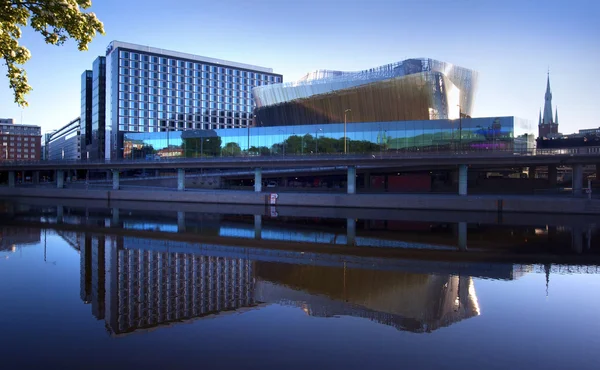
277 129 285 156
315 128 323 154
457 104 463 152
344 109 351 154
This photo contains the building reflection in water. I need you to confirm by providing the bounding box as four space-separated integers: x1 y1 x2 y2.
254 263 480 333
0 227 41 253
71 233 499 337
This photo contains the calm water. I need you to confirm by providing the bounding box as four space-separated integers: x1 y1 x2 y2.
1 199 600 369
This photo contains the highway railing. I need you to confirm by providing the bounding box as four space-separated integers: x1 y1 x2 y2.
1 146 600 168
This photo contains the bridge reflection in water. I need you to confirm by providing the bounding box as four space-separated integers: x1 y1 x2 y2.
72 232 517 337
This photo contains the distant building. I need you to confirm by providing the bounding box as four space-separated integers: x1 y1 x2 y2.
0 119 42 161
538 73 559 139
47 117 81 160
515 133 536 154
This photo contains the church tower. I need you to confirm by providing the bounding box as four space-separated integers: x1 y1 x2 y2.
538 72 559 138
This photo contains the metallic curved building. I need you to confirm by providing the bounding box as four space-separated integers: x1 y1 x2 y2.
253 58 478 126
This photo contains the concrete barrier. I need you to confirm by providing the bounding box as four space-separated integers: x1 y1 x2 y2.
0 187 598 214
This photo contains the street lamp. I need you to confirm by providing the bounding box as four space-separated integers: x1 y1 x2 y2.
344 109 351 154
457 104 463 151
315 128 323 154
277 129 285 156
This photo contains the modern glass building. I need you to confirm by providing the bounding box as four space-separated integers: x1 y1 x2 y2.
80 57 106 160
103 41 282 159
253 58 478 127
124 116 515 159
47 117 81 160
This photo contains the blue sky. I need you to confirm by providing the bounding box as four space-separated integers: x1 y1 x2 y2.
1 0 598 136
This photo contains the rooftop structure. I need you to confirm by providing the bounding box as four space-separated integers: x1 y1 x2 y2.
253 58 478 127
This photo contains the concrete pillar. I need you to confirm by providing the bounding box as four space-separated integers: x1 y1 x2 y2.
347 166 356 194
111 208 119 227
33 171 40 185
347 218 356 246
571 226 583 254
254 214 262 240
56 170 64 189
177 168 185 191
177 211 186 232
458 164 468 196
364 172 371 190
572 164 583 196
155 169 160 177
56 205 64 224
458 222 468 251
254 168 262 192
8 171 15 188
21 171 25 184
106 171 111 181
548 165 557 186
112 170 119 190
529 166 537 179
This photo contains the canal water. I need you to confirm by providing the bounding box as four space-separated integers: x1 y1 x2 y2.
0 198 599 369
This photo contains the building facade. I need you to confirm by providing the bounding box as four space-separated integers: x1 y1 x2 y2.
80 70 93 155
124 116 516 158
80 57 107 160
47 117 81 160
253 58 478 127
101 41 282 159
0 120 42 161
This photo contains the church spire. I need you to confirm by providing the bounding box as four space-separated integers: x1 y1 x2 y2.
542 71 553 125
538 109 542 126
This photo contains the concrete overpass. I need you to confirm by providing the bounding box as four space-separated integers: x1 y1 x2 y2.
2 149 599 196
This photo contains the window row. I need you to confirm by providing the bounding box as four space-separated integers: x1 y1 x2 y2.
117 89 253 100
117 76 270 89
118 120 252 132
118 109 254 120
118 52 278 80
2 136 36 141
118 67 279 83
119 97 253 107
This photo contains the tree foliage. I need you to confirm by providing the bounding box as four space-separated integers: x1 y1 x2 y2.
0 0 104 106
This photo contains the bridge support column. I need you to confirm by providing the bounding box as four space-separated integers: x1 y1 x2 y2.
33 171 40 185
548 165 557 186
254 168 262 192
56 205 64 224
254 214 262 240
571 226 583 254
112 170 120 190
572 164 583 196
177 211 186 232
347 218 356 246
528 166 537 179
111 208 120 227
458 165 468 196
56 170 64 189
347 166 356 194
177 168 185 191
8 171 15 188
458 222 468 251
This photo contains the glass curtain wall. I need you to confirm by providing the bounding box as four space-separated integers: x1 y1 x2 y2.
123 117 514 159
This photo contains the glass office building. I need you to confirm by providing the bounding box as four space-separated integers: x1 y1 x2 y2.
253 58 478 126
103 41 282 159
123 116 515 159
